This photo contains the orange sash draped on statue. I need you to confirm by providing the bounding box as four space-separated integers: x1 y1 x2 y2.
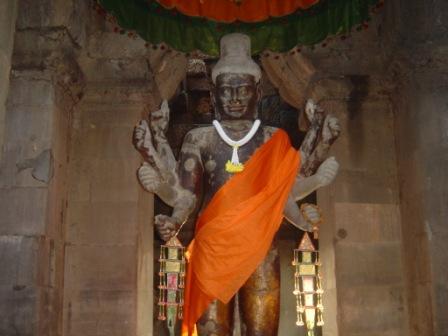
181 129 300 336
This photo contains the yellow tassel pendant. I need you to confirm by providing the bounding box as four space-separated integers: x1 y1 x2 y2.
225 160 244 173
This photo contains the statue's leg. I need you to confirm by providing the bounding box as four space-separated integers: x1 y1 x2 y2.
197 299 234 336
239 245 280 336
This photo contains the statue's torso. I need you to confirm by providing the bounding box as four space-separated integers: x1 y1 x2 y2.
183 124 278 212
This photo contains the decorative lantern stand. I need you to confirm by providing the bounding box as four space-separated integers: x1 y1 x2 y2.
158 236 186 335
293 231 324 336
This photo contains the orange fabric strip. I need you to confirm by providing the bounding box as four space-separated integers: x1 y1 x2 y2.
157 0 319 23
181 129 300 335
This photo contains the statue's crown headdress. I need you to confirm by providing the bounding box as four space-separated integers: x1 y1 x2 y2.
212 33 261 83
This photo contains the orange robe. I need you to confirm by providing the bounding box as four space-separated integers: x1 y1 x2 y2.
182 129 300 336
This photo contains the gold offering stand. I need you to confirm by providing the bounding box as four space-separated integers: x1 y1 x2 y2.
158 236 186 335
293 223 324 335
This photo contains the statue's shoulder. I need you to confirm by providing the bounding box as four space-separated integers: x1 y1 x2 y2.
262 125 279 142
184 125 215 138
183 125 216 145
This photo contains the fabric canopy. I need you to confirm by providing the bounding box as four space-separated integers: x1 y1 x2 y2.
155 0 319 23
97 0 381 56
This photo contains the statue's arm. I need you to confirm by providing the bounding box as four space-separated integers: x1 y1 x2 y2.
284 101 341 231
154 130 203 241
171 131 203 225
291 156 339 201
284 158 339 231
134 118 179 207
133 101 199 241
300 114 340 177
290 104 341 201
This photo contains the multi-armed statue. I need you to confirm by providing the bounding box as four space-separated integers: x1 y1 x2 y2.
133 33 340 336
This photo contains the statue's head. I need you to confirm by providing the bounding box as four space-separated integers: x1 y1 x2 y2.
211 34 261 120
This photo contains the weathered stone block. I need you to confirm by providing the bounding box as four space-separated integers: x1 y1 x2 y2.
334 202 402 243
309 77 353 102
0 149 46 188
307 21 384 75
12 29 75 67
7 73 54 107
2 104 53 153
67 157 91 202
338 285 406 334
335 242 404 287
0 285 37 336
324 99 398 177
435 283 448 336
0 1 18 50
407 282 434 336
87 32 147 59
431 231 448 285
0 235 38 286
36 287 63 336
0 187 48 235
15 0 88 44
341 329 407 336
90 158 139 203
64 245 136 291
80 82 155 105
49 102 70 166
79 103 144 128
64 289 136 336
66 201 138 245
1 74 56 186
332 169 398 204
71 126 138 160
78 57 149 82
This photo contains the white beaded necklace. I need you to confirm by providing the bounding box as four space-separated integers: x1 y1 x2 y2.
212 119 261 173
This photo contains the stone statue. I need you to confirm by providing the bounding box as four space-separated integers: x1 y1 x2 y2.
133 33 340 336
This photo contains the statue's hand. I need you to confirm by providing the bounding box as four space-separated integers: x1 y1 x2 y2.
301 204 321 231
133 120 154 157
322 115 341 145
305 99 324 124
155 214 179 241
316 156 339 187
138 162 161 193
149 100 170 136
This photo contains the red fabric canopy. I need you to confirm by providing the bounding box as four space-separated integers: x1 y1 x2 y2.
155 0 320 23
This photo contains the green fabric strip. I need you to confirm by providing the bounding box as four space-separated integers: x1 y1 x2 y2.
98 0 380 56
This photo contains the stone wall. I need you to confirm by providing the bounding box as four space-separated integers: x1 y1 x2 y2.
62 9 156 336
0 1 85 335
0 42 81 336
0 0 18 161
317 82 407 336
294 14 408 336
63 82 153 336
383 1 448 335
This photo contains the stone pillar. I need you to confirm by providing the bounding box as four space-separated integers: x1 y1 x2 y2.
391 55 448 336
0 0 18 161
0 1 85 335
0 54 82 336
383 1 448 335
317 76 407 336
62 82 154 336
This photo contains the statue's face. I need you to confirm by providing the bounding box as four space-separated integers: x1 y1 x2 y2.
213 73 260 120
